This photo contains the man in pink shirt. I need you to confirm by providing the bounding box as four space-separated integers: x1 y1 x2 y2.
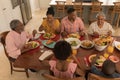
61 8 85 37
5 19 33 62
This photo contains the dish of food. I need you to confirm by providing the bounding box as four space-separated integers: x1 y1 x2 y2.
68 33 80 39
114 41 120 51
65 37 81 49
89 54 106 67
43 33 56 39
28 41 40 49
81 40 94 49
109 55 120 63
42 40 56 48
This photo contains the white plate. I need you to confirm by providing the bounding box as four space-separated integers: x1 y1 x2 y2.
65 37 81 49
114 41 120 51
81 40 94 49
89 54 106 67
28 41 40 49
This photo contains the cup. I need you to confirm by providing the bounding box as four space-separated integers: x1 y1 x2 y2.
40 45 44 53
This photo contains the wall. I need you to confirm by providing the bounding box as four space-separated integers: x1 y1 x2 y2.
0 0 22 33
30 0 40 12
39 0 50 9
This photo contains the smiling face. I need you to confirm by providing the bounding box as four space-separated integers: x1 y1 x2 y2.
68 11 77 21
15 21 24 34
97 15 105 25
47 14 54 23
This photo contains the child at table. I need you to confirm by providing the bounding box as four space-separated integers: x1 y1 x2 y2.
42 40 84 78
91 59 120 78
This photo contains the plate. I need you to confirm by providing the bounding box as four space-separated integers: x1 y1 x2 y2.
68 33 80 39
81 40 94 49
65 37 81 49
109 55 120 63
114 41 120 51
42 40 56 48
28 41 40 49
89 54 106 67
43 33 56 39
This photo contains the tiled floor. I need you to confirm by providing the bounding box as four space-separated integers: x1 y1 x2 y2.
0 9 120 80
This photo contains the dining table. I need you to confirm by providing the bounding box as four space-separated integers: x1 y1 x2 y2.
13 34 120 73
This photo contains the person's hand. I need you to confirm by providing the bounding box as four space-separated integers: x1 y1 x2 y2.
79 31 85 36
61 32 68 38
32 29 37 37
107 30 112 36
93 32 99 37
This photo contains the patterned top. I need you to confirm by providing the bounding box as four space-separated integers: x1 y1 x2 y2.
49 60 77 78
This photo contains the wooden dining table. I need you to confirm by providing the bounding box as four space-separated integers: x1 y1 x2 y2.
13 35 120 73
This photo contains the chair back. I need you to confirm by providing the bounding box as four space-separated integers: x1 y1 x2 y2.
42 73 85 80
88 73 120 80
56 1 65 12
0 31 9 57
91 1 103 12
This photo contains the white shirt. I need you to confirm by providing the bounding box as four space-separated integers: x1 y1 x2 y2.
88 21 114 35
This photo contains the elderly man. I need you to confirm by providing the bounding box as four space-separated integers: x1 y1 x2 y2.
61 8 85 37
5 19 33 62
88 12 114 37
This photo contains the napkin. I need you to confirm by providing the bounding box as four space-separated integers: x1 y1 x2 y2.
39 50 53 61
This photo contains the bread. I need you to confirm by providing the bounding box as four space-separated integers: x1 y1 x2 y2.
46 40 54 45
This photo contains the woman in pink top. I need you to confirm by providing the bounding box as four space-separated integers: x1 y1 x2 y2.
42 41 84 78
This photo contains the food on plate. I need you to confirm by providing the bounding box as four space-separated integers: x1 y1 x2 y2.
81 41 93 48
26 41 39 48
43 33 55 39
46 40 54 45
31 41 38 48
94 36 113 46
109 55 120 63
89 54 106 66
68 33 80 38
70 41 77 46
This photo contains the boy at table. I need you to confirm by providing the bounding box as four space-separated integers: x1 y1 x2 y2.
41 41 85 78
91 59 120 78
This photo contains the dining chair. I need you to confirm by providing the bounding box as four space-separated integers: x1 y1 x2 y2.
89 1 103 24
0 31 29 78
72 1 83 18
111 2 120 28
88 73 120 80
55 1 66 17
42 73 85 80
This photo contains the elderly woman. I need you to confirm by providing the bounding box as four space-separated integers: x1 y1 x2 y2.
39 7 60 34
5 19 33 62
88 12 114 37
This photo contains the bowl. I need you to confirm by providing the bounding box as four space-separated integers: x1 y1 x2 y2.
94 44 107 51
109 55 120 63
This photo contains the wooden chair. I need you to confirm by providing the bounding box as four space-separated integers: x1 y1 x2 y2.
88 73 120 80
73 1 83 17
89 1 103 24
0 31 29 78
56 1 66 17
42 73 85 80
111 2 120 28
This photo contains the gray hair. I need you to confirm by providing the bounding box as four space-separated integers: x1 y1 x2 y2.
10 19 20 30
96 12 106 19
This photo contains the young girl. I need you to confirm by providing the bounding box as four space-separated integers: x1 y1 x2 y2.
42 40 84 78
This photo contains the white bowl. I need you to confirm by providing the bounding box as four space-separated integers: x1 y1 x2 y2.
94 44 107 51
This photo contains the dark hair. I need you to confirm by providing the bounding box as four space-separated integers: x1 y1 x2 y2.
102 60 116 75
67 7 75 14
10 19 20 30
46 7 55 16
53 40 72 60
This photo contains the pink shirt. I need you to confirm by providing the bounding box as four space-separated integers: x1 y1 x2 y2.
5 30 32 59
49 60 77 78
61 16 85 34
